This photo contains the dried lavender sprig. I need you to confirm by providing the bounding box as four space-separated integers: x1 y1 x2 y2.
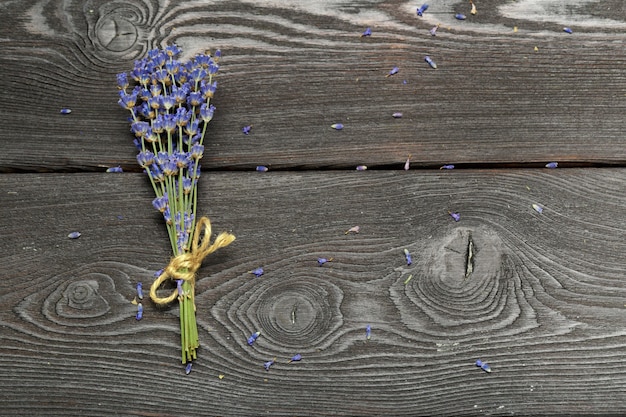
117 44 223 364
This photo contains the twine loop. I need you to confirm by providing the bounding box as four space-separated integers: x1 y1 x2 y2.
149 216 235 306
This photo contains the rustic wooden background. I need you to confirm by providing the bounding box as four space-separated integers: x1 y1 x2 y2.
1 0 625 416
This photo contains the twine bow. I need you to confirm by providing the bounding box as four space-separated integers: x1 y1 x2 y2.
149 216 235 306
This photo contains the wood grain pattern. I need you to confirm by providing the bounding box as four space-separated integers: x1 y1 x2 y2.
1 170 625 416
0 0 625 172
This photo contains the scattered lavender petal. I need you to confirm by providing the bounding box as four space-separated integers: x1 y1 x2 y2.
60 108 72 114
532 204 543 214
136 282 143 300
545 162 558 169
242 125 252 135
455 13 467 20
106 165 123 173
136 303 143 320
403 248 412 265
185 362 192 375
68 231 81 239
256 165 268 172
250 267 264 277
318 257 332 266
289 353 302 363
356 165 367 171
425 56 437 69
361 27 372 37
563 27 573 34
476 359 492 373
449 211 461 222
345 226 360 234
331 123 344 130
430 25 439 36
365 324 371 340
264 358 276 371
393 112 403 118
417 3 429 16
404 155 410 171
440 164 455 170
247 331 261 346
386 67 399 77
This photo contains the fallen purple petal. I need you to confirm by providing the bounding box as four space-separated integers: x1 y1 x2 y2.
60 108 72 114
345 226 360 234
289 353 302 363
404 155 410 170
386 67 399 77
545 162 558 169
417 3 429 16
136 282 143 300
136 303 143 320
185 362 193 375
393 112 403 118
403 248 412 265
106 166 123 173
365 324 371 340
242 125 252 135
256 165 269 172
247 331 261 346
424 56 437 69
264 358 276 371
356 165 367 171
455 13 467 20
449 211 461 222
361 27 372 37
250 267 264 277
331 123 344 130
318 257 332 266
440 164 455 170
68 231 81 239
532 203 543 214
563 27 573 34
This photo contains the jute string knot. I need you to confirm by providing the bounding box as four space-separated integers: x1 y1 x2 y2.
149 216 235 306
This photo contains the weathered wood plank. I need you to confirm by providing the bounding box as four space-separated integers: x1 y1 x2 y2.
1 170 625 416
1 0 625 172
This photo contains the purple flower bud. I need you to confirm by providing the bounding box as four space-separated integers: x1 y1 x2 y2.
393 112 403 118
256 165 269 172
345 226 360 234
247 331 261 346
177 279 184 296
545 162 558 169
449 211 461 222
563 27 573 34
440 164 455 170
475 359 491 373
417 3 428 16
289 354 302 363
365 325 371 340
361 27 372 37
242 125 252 135
250 267 264 277
136 282 143 300
532 203 543 214
425 56 437 69
68 231 81 239
403 248 412 265
430 25 439 36
386 67 399 77
185 362 192 375
264 358 276 371
136 303 143 320
318 257 332 266
106 166 123 173
455 13 467 20
331 123 344 130
60 108 72 114
356 165 367 171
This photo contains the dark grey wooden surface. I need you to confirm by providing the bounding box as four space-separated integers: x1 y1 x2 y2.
1 1 625 416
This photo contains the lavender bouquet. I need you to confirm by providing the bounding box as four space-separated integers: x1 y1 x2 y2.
117 45 235 365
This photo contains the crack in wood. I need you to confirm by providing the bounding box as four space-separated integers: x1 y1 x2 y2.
465 233 474 279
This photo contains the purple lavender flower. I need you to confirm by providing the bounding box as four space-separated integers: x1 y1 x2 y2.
455 13 467 20
318 257 332 266
242 125 252 135
250 267 264 277
475 359 492 373
449 211 461 222
403 248 412 265
106 166 123 173
247 331 261 346
563 27 573 34
264 358 276 371
386 67 399 77
136 303 143 320
545 162 558 169
289 354 302 363
256 166 269 172
331 123 344 130
67 231 81 239
136 282 143 300
417 4 428 16
60 108 72 114
361 27 372 37
185 362 193 375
